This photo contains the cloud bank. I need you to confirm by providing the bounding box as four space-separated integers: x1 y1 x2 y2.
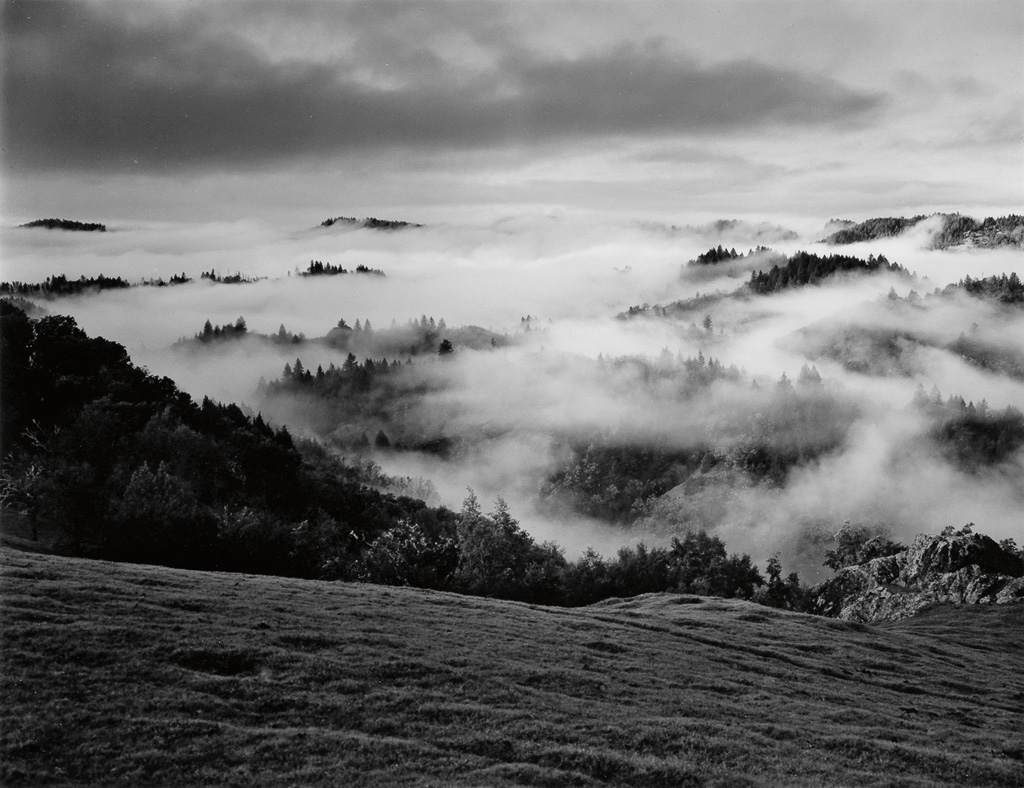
2 1 882 173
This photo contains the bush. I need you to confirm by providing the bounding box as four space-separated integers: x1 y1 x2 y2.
824 523 904 571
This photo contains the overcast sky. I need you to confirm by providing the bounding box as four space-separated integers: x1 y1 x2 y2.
2 0 1021 225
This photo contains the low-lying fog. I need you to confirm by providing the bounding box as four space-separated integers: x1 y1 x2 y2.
4 214 1022 575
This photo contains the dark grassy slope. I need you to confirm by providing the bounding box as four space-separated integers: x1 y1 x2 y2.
2 550 1022 788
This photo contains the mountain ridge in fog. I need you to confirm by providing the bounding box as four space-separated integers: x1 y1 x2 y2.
18 218 107 232
2 212 1022 572
821 212 1024 249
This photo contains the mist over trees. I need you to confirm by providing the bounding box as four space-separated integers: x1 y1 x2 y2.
1 274 132 298
822 213 1024 248
301 260 386 277
944 272 1024 305
622 248 907 321
319 215 422 231
18 218 106 232
747 251 907 295
822 216 928 244
3 208 1023 619
0 303 796 608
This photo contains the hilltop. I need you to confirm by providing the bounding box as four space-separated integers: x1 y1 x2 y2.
2 549 1022 787
318 215 423 231
821 214 1024 249
18 218 106 232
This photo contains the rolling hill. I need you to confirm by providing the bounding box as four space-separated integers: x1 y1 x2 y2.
821 214 1024 249
3 548 1022 787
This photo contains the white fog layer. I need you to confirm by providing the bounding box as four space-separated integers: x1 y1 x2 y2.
4 216 1022 579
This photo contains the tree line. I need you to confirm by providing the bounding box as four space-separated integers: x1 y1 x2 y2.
822 213 1023 248
301 260 386 277
624 249 906 321
912 385 1024 470
19 218 106 232
542 364 852 525
1 274 132 298
199 270 264 284
748 251 907 295
822 216 927 244
319 215 422 230
690 244 776 266
943 273 1024 305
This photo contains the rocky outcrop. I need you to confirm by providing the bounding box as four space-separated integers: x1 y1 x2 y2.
811 531 1024 622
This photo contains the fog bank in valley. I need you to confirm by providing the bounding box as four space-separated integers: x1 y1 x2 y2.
3 213 1022 572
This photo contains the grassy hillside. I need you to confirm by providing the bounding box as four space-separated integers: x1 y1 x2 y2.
2 549 1022 787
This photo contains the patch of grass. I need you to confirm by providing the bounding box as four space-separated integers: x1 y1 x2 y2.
581 639 628 654
170 647 261 676
275 634 336 650
2 550 1023 787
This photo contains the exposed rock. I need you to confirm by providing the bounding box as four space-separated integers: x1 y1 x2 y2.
996 577 1024 604
811 531 1024 622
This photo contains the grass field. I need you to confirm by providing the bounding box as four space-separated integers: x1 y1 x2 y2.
2 548 1022 787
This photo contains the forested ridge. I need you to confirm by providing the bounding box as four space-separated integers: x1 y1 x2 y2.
0 301 447 577
943 272 1024 305
319 215 422 230
173 313 506 367
622 248 908 321
253 320 1024 536
301 259 386 277
822 216 927 244
0 264 384 299
747 250 907 295
18 218 106 232
822 213 1024 248
1 273 135 298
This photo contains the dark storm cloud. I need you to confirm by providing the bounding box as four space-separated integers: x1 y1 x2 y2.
2 1 884 172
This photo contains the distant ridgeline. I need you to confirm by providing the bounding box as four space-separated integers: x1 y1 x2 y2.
691 244 778 265
941 272 1024 305
187 317 252 343
176 313 506 361
1 274 130 297
199 269 265 285
822 216 926 244
822 213 1024 249
623 248 906 320
319 215 422 231
0 263 388 299
176 317 311 348
301 260 386 277
1 273 192 298
747 251 907 295
18 218 106 232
